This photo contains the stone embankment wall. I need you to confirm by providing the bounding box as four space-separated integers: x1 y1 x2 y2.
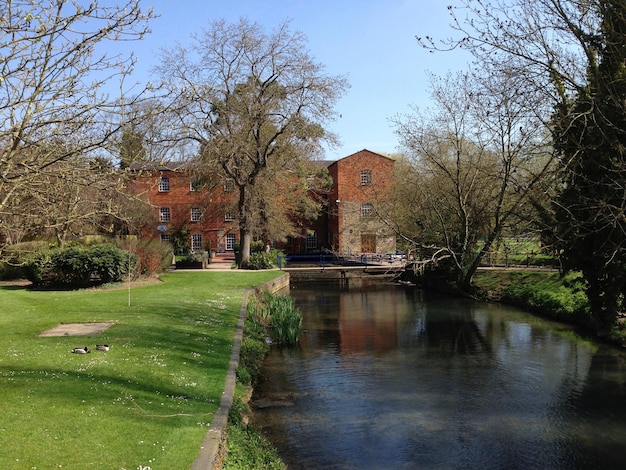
254 272 290 294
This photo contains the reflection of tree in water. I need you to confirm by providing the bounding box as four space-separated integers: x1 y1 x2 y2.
419 296 492 355
557 345 626 468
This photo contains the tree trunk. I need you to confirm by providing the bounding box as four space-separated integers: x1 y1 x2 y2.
239 228 251 268
458 229 501 292
584 265 621 338
237 185 252 268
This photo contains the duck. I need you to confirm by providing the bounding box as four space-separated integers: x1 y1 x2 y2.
72 346 91 354
95 344 109 351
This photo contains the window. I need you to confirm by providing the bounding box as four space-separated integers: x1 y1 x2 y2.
191 207 201 222
190 177 200 192
160 234 171 243
361 203 373 217
224 179 235 192
225 211 235 222
306 231 317 250
191 234 203 252
159 207 171 222
225 233 236 251
360 169 372 186
158 177 170 192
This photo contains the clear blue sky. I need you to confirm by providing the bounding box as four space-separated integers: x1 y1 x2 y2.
124 0 469 159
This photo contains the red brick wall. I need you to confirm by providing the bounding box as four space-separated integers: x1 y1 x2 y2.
130 149 395 256
327 149 395 254
333 149 395 203
131 168 238 252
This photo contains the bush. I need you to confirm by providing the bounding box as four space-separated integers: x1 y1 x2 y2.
23 243 136 288
250 241 265 253
245 252 275 270
1 241 53 280
118 238 173 275
238 337 267 385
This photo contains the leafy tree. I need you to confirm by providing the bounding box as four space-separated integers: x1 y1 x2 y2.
247 158 332 249
156 19 348 267
550 1 626 336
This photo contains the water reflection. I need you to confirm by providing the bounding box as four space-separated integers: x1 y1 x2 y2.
252 279 626 469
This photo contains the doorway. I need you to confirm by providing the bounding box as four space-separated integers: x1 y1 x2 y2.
360 233 376 253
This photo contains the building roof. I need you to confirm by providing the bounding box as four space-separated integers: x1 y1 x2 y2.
328 149 394 167
129 149 391 173
128 161 189 172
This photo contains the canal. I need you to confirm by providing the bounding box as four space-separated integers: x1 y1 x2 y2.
250 278 626 469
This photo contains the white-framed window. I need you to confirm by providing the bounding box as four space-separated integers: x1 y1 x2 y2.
225 233 236 251
360 169 372 186
159 207 171 222
225 211 235 222
306 231 317 250
360 203 373 217
191 234 203 252
158 177 170 192
190 176 200 192
191 207 201 222
224 179 235 192
160 234 171 243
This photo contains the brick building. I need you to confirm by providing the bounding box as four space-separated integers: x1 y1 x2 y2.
130 162 239 254
130 149 395 256
327 149 396 255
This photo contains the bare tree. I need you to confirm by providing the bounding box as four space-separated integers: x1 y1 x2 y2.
394 70 553 290
155 18 348 267
16 155 154 245
0 0 155 251
421 0 626 334
419 0 596 105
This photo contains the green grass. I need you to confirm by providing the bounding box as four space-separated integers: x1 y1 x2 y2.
482 237 557 267
473 269 590 321
0 271 281 470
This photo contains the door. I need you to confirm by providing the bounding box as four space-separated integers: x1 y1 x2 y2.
361 234 376 253
226 233 236 251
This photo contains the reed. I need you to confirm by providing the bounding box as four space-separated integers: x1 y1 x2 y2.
268 295 302 345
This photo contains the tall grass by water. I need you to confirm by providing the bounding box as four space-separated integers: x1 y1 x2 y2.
246 291 302 345
0 270 280 469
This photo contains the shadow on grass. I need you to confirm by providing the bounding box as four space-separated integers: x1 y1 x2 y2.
0 284 31 291
0 364 221 416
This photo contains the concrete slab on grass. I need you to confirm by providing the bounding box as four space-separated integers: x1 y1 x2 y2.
39 322 116 337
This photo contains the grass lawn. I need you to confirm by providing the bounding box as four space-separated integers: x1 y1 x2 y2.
0 270 281 470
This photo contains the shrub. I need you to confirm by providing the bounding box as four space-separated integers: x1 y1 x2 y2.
238 337 267 385
89 244 132 284
250 240 265 253
244 248 285 270
23 243 136 288
245 252 275 270
118 238 173 275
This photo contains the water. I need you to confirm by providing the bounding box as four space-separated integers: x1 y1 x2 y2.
251 279 626 469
